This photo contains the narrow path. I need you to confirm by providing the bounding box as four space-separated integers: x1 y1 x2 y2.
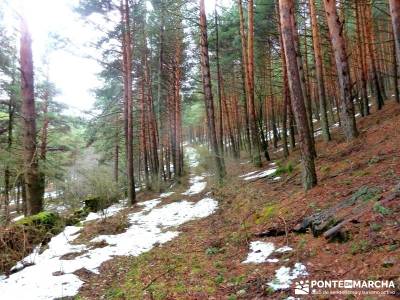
0 147 217 300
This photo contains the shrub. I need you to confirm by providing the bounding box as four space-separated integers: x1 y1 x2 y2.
274 162 294 176
61 165 124 214
64 208 90 226
373 203 392 215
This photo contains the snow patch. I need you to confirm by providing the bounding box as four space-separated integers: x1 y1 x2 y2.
0 197 218 300
242 241 293 264
239 171 258 178
160 192 175 198
267 263 308 290
242 241 275 264
185 146 200 168
84 201 126 222
182 176 207 195
275 246 293 253
12 215 24 222
243 168 277 181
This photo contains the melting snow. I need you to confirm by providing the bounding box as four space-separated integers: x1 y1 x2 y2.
182 176 207 195
0 197 218 300
185 146 200 168
276 246 293 253
243 168 277 181
160 192 175 198
242 241 292 264
84 201 127 222
267 263 308 290
12 215 24 222
243 241 275 264
44 191 59 199
239 171 258 178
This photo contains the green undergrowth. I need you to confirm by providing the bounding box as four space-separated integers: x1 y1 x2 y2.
103 238 221 299
0 212 64 274
16 211 63 234
190 145 214 175
274 161 295 176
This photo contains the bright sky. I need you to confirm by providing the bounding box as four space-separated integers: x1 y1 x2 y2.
4 0 230 116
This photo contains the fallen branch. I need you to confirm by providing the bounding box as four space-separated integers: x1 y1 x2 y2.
323 185 400 239
293 186 382 236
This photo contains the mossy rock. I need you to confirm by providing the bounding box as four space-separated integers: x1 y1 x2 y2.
17 212 60 229
16 211 63 236
84 196 102 212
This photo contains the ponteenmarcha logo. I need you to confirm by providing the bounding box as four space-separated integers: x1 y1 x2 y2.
294 280 310 294
293 279 395 296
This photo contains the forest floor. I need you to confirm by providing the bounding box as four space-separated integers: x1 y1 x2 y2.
77 101 400 300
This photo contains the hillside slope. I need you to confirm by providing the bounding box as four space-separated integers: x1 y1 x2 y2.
78 102 400 299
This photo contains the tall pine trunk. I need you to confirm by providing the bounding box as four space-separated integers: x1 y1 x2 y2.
247 0 262 166
20 17 43 215
199 0 225 181
120 0 136 204
309 0 330 142
323 0 358 140
389 0 400 103
279 0 317 190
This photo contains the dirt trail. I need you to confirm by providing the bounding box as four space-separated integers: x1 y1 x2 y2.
0 147 219 300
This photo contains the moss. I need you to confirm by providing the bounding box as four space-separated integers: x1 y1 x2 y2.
214 274 224 285
205 247 221 256
373 203 392 215
255 203 277 224
17 211 62 233
370 223 382 232
1 212 64 273
105 287 126 299
350 240 370 255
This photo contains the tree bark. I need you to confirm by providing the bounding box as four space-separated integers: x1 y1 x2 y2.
199 0 225 181
215 4 224 156
120 0 136 204
279 0 317 190
276 1 290 158
355 0 369 116
247 0 262 166
309 0 330 142
364 1 384 110
290 8 316 157
20 17 43 215
389 0 400 103
323 0 358 140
